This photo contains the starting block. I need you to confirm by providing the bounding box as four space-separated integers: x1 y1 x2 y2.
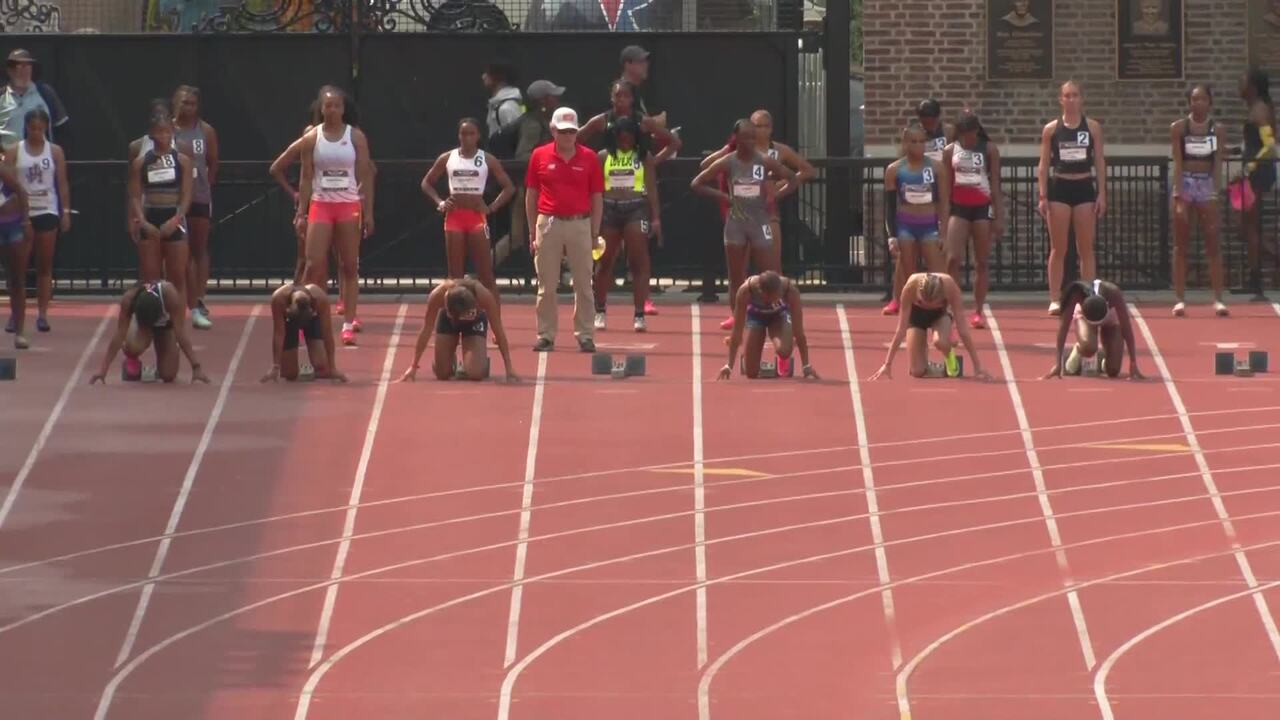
0 357 15 381
454 357 491 379
740 356 794 378
1080 356 1101 377
1215 350 1268 377
298 362 316 382
591 352 646 378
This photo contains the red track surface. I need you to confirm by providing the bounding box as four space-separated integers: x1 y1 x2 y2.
2 297 1279 720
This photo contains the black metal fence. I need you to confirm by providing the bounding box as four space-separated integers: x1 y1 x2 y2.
37 155 1279 295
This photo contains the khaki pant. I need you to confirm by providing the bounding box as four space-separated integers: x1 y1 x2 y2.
534 214 594 344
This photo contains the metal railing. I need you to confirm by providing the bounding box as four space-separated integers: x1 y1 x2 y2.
29 156 1280 295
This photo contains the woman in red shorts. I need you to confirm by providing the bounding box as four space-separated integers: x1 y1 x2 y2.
420 117 515 301
295 86 374 346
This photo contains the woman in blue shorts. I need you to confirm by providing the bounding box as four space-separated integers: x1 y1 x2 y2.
884 122 950 307
1170 84 1227 317
718 270 818 380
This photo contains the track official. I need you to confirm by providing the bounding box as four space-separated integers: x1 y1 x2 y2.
525 106 603 353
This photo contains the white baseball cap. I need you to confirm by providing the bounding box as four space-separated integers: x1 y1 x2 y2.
550 107 580 131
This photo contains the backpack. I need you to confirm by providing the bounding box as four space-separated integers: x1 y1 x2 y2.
487 108 529 157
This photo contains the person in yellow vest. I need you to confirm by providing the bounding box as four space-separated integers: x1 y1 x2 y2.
591 116 661 332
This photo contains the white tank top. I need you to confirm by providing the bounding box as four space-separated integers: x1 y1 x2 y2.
312 125 360 203
17 140 58 217
446 148 488 196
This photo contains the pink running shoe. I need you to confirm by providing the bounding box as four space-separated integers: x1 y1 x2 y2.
776 355 793 377
720 316 735 330
350 317 362 333
123 354 143 381
882 299 900 315
341 327 356 346
969 313 986 329
644 299 658 315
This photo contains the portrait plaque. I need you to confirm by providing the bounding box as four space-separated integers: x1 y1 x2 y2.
987 0 1054 80
1117 0 1184 79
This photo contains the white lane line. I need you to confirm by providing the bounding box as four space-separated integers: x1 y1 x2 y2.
984 305 1097 672
837 304 903 669
1129 303 1280 662
113 305 261 668
0 306 113 530
1094 579 1280 720
502 350 548 667
102 498 1280 719
307 303 408 668
691 304 708 668
5 412 1280 582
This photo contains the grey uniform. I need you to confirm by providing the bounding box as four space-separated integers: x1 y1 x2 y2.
723 152 774 249
174 123 212 215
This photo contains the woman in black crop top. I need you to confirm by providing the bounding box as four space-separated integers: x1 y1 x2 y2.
128 112 193 296
1236 69 1276 299
1036 80 1107 317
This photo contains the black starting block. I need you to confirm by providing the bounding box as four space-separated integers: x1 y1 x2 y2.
0 357 15 381
740 356 794 378
1215 350 1268 377
591 352 646 379
454 357 491 379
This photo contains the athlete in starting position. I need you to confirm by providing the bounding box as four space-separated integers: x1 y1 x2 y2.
261 282 347 383
1042 278 1145 380
90 280 209 385
869 272 991 380
400 278 518 382
718 270 818 380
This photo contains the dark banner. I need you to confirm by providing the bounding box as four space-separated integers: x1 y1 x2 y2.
1117 0 1184 79
1248 0 1280 74
987 0 1054 80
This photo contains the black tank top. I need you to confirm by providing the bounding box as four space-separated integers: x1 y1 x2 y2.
141 148 182 207
1050 116 1095 175
1179 117 1217 164
1243 101 1277 181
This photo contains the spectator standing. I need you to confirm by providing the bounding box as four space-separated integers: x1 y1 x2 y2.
0 49 69 147
483 61 524 139
503 79 564 260
524 107 603 352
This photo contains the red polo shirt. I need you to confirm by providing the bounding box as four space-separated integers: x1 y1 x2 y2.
525 141 604 217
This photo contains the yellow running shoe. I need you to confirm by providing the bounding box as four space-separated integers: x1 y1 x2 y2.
944 349 961 378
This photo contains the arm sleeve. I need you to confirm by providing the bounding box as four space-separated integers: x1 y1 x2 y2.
883 188 899 238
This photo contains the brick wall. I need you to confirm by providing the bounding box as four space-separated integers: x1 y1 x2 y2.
864 0 1251 150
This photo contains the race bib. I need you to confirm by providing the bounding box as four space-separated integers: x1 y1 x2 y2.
733 182 761 199
1184 137 1215 157
956 169 983 186
28 189 53 212
925 149 944 162
904 185 933 205
1060 145 1087 162
147 166 177 184
450 169 484 193
320 169 351 190
606 169 636 191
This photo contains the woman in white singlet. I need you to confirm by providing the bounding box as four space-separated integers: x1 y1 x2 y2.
5 108 69 335
420 117 515 300
295 85 374 347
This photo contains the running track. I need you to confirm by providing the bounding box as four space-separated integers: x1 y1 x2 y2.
1 297 1279 720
